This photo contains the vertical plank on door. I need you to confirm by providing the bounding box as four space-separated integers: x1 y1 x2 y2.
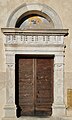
35 58 53 116
19 58 34 116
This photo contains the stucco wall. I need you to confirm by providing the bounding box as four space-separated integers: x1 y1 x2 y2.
0 0 72 119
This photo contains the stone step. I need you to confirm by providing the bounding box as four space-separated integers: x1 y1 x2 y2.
18 116 72 120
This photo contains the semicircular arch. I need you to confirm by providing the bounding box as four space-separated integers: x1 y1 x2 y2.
7 3 63 29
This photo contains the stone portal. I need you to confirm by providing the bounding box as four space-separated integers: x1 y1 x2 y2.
1 28 68 120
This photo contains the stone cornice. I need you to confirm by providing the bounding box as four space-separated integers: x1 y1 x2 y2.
1 28 69 36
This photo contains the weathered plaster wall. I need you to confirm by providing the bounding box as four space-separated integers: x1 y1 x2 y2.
0 0 72 119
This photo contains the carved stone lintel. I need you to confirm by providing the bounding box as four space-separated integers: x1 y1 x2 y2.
5 35 64 45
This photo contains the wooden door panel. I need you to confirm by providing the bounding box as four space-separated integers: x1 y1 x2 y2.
19 58 34 116
35 58 53 115
16 56 53 117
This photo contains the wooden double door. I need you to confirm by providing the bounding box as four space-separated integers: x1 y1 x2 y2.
15 55 54 117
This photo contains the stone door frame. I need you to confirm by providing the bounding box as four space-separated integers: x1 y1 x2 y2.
1 28 68 120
